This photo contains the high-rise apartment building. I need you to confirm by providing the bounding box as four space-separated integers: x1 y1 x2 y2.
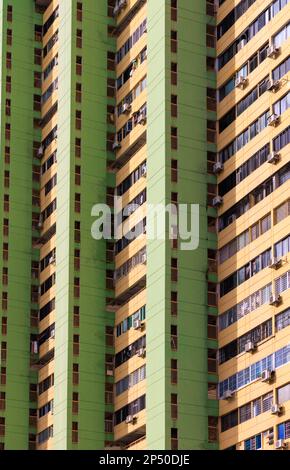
0 0 289 452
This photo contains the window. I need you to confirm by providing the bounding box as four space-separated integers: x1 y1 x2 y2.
115 336 146 368
219 212 270 263
171 94 177 117
34 24 42 42
171 291 178 316
75 110 82 130
1 342 7 361
273 21 290 47
38 426 53 444
206 56 215 71
171 325 178 351
219 162 290 231
116 19 147 64
244 434 262 450
208 383 217 400
77 2 83 21
207 88 216 111
171 30 177 53
76 56 82 75
221 410 238 432
38 374 54 395
277 383 290 404
76 29 82 48
208 315 217 339
171 0 177 21
6 28 12 46
34 71 41 88
208 417 218 443
43 54 58 81
208 349 217 373
274 199 290 224
72 392 79 414
171 428 178 450
218 344 290 397
218 2 288 71
273 91 290 116
171 159 178 183
7 5 13 22
171 62 177 85
0 417 5 437
277 420 290 440
6 52 11 69
73 363 79 385
207 120 216 142
275 307 290 332
171 359 178 384
171 393 178 419
0 367 6 386
39 400 54 418
171 127 178 149
219 109 270 163
206 24 216 48
72 422 78 443
43 6 59 35
116 306 146 336
217 0 257 39
114 395 146 425
115 365 146 396
273 56 290 81
1 318 7 336
274 234 290 258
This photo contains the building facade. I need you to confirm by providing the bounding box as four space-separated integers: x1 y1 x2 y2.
0 0 289 451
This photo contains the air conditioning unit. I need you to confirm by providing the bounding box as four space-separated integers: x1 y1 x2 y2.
275 439 287 450
261 369 274 383
133 319 142 330
267 152 280 164
38 217 43 228
49 255 56 266
267 79 280 92
221 390 234 400
38 146 44 157
235 76 248 89
141 166 147 177
237 38 247 52
121 102 131 114
269 257 282 269
267 45 280 59
271 404 283 415
269 294 282 307
119 0 127 9
213 161 224 174
106 368 114 376
228 214 236 224
125 414 136 424
113 3 120 16
266 430 274 444
141 253 147 265
245 341 256 353
112 140 121 151
212 196 223 208
267 113 280 127
136 347 146 358
137 113 147 125
31 341 38 354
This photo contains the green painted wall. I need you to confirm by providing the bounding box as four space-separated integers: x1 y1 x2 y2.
0 0 40 450
146 0 218 450
54 0 114 449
